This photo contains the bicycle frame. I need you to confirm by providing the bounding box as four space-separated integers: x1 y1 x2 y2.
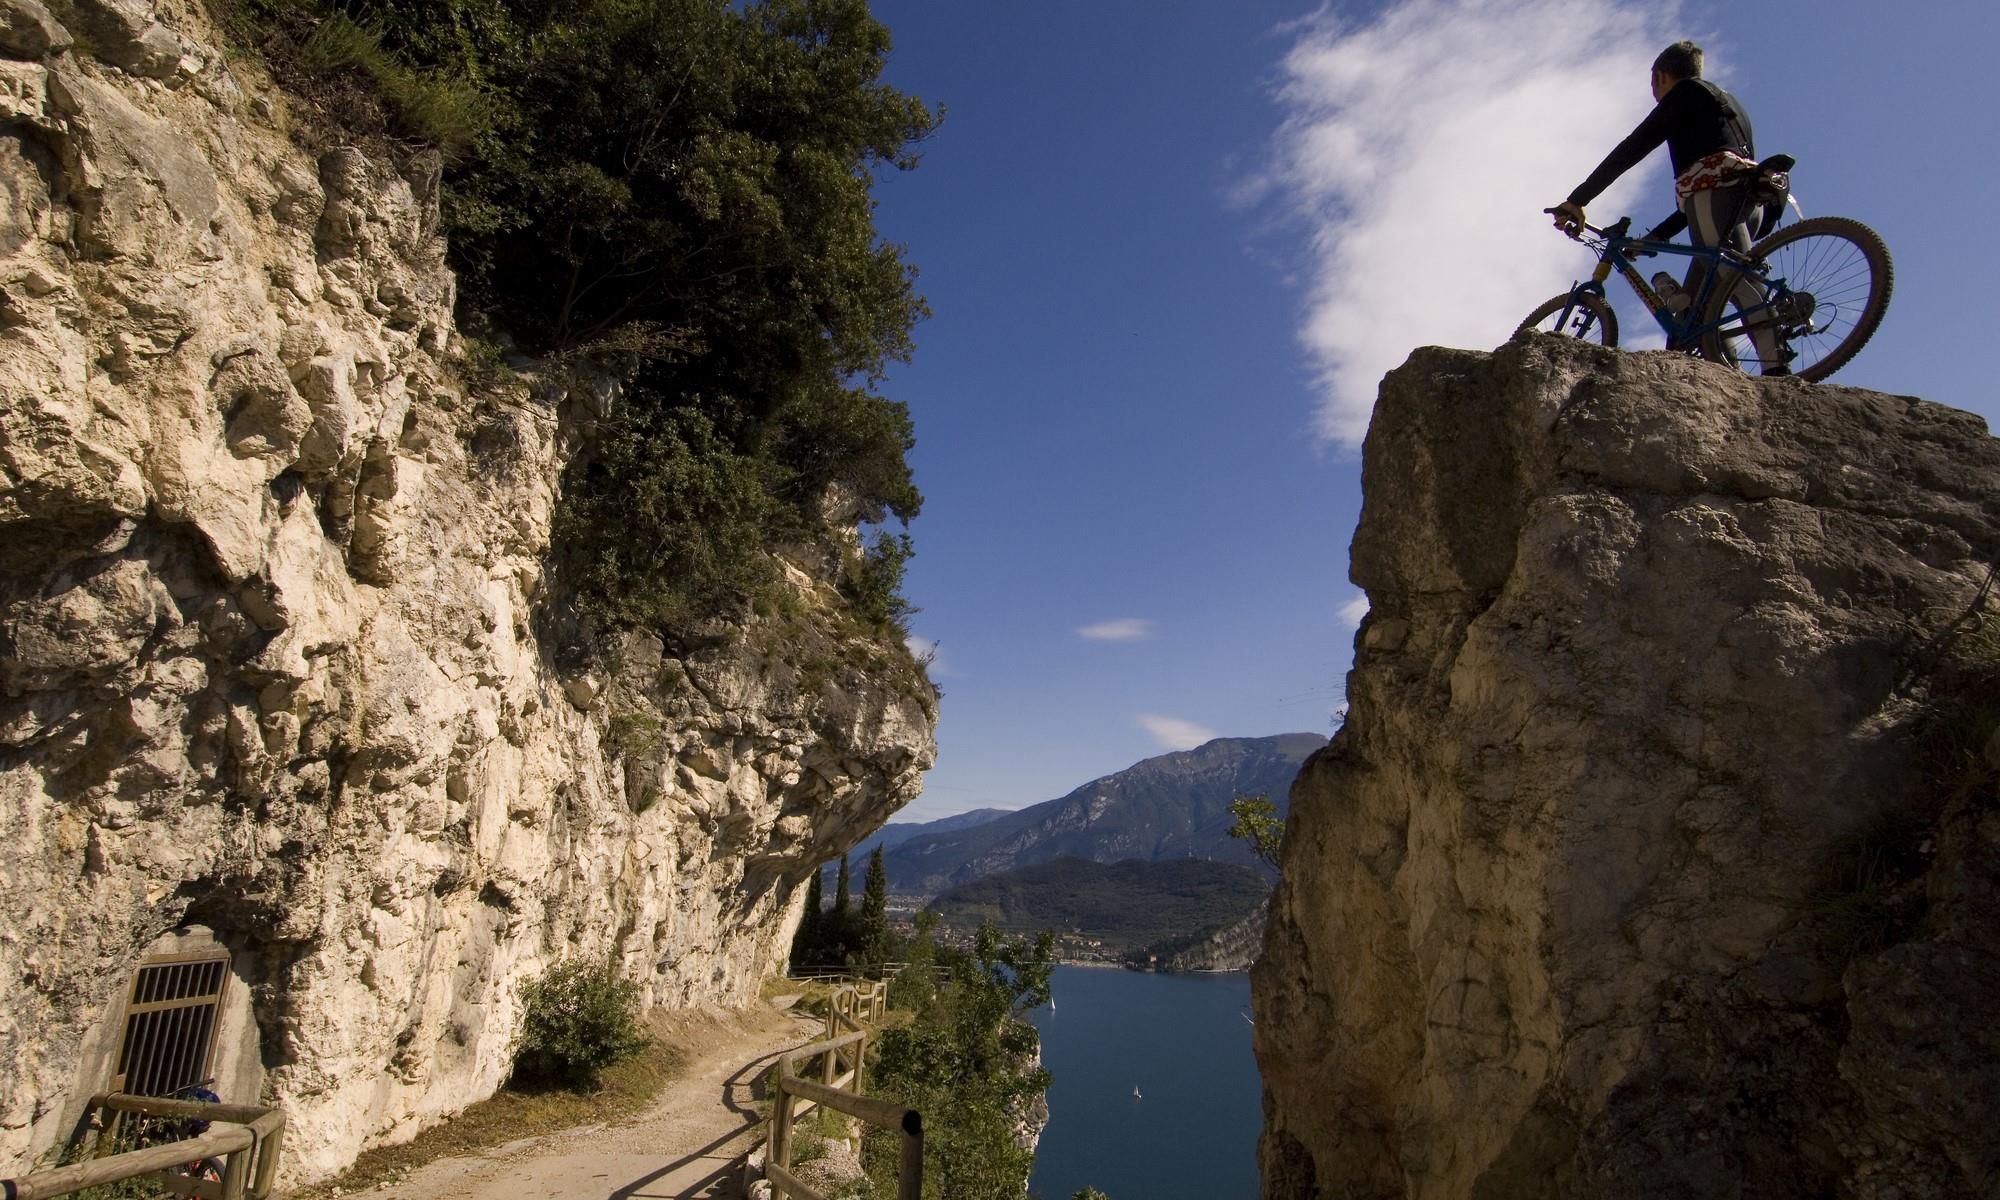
1552 216 1789 353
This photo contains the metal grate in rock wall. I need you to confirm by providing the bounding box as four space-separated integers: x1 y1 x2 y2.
112 950 231 1097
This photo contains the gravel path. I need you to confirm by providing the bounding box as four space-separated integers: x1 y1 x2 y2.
374 1002 820 1200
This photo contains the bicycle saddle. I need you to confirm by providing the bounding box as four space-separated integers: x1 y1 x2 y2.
1757 154 1797 174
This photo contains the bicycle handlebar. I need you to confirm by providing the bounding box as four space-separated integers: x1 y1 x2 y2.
1544 207 1620 241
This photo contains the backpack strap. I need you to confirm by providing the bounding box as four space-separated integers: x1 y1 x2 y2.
1697 80 1755 158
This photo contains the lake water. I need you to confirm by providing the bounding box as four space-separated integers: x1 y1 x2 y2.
1027 965 1261 1200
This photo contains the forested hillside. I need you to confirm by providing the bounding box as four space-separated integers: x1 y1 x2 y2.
928 858 1272 955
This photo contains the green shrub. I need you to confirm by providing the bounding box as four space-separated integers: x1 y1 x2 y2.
512 959 646 1089
551 402 787 630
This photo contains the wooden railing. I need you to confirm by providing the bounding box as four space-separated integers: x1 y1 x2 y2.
785 961 908 983
2 1093 285 1200
824 978 887 1039
758 979 920 1200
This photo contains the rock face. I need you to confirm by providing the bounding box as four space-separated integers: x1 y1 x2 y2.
0 1 933 1185
1253 338 2000 1199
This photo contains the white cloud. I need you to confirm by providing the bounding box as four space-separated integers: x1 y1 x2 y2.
1260 0 1676 446
1337 593 1370 627
1077 618 1155 642
1138 714 1217 750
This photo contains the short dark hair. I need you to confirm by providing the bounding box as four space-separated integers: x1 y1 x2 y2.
1653 41 1703 80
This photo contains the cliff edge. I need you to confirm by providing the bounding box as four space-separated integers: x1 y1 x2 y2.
1253 337 2000 1198
0 0 933 1183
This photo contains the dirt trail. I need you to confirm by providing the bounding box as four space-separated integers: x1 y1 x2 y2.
375 1002 818 1200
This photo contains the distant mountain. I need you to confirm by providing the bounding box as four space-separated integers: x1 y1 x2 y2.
883 733 1325 897
926 857 1271 955
886 807 1015 843
818 807 1014 884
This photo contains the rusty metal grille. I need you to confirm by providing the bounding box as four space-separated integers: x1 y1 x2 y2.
112 950 231 1097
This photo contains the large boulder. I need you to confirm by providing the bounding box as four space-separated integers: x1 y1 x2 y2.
1254 337 2000 1199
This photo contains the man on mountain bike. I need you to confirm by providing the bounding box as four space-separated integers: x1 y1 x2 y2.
1549 41 1791 375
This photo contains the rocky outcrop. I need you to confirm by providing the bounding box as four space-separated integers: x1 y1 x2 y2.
1253 337 2000 1199
0 0 933 1184
1153 903 1266 973
1010 1044 1050 1154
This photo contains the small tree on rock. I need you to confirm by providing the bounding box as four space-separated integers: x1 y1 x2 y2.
1227 792 1285 871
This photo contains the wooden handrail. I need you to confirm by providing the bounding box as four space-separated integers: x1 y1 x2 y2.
778 1075 915 1132
2 1094 285 1200
758 981 921 1200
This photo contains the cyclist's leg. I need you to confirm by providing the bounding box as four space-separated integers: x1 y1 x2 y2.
1685 182 1785 370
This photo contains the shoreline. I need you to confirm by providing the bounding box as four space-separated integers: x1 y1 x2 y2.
1051 960 1250 975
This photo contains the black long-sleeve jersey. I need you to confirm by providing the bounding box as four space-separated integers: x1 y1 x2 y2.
1568 77 1755 239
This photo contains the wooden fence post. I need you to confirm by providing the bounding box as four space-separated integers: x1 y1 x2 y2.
220 1142 251 1200
770 1067 793 1177
897 1110 924 1200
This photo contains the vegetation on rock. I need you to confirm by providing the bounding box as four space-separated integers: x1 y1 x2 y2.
220 0 936 638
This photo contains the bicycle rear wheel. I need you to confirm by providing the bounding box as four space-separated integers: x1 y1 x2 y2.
1698 216 1892 382
1516 292 1619 347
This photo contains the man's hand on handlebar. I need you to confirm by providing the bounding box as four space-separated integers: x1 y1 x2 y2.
1547 201 1586 236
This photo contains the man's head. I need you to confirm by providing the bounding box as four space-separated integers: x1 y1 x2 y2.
1650 40 1703 101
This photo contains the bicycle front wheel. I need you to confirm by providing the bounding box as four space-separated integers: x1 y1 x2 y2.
1699 216 1892 382
1516 291 1619 347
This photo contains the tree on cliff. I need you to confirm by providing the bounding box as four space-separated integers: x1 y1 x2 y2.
1226 792 1284 870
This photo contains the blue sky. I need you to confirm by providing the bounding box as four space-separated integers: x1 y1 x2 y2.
865 0 2000 822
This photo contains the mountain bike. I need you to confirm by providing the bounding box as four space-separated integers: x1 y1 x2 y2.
1517 182 1892 382
82 1077 227 1196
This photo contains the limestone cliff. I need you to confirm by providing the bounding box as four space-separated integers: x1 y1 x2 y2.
1254 337 2000 1198
0 0 934 1184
